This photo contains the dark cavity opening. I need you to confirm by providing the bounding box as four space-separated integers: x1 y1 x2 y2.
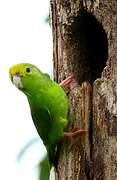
66 10 108 84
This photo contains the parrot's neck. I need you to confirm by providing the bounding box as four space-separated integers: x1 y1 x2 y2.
22 75 53 97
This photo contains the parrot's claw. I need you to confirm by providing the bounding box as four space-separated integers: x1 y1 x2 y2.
59 74 75 91
64 128 87 151
64 128 87 137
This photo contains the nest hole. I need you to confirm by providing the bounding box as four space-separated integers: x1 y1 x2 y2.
66 9 108 84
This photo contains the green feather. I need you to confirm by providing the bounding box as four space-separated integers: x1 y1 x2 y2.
9 63 69 179
39 155 50 180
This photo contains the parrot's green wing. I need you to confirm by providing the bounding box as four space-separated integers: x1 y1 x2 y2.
28 89 67 165
31 107 51 145
29 90 52 145
29 93 54 178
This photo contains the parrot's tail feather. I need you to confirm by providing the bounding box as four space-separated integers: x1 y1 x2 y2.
47 144 56 167
39 155 51 180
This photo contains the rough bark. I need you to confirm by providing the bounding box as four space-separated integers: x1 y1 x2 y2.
51 0 117 179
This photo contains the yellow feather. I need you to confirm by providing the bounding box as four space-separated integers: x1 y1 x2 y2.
9 64 26 77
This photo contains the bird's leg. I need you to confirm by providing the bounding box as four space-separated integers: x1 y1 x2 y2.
64 128 87 137
60 76 87 137
59 74 75 91
64 128 87 151
63 81 90 151
64 81 90 138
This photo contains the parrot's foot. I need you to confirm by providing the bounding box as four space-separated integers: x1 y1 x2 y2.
64 128 87 151
59 74 75 91
64 128 87 137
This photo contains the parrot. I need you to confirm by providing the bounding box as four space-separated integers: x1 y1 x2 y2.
9 63 86 179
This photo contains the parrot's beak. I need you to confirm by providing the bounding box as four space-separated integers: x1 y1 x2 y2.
12 75 23 89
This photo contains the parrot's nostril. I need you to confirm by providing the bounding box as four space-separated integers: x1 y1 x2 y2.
16 72 19 74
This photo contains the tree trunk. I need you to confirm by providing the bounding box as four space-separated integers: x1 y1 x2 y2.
51 0 117 179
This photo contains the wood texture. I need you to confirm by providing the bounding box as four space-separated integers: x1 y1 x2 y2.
51 0 117 179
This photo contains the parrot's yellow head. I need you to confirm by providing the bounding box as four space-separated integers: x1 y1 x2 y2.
9 63 52 96
9 63 43 90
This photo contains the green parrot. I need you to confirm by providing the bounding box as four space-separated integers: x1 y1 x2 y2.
9 63 86 179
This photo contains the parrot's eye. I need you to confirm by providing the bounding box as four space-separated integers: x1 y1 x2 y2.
26 67 32 74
